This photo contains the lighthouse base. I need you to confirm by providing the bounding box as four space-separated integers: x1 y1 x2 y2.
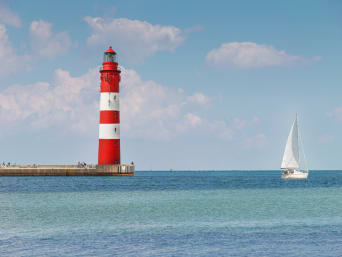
0 164 134 176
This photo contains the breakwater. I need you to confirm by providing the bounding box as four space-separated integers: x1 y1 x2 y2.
0 164 134 176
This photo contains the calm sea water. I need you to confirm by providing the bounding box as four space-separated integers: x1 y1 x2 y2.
1 171 342 257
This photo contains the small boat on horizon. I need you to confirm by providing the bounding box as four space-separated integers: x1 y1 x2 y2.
281 114 309 179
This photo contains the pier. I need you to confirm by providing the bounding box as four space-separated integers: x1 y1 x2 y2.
0 164 134 176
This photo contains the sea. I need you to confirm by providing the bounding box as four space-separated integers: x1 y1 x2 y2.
1 170 342 257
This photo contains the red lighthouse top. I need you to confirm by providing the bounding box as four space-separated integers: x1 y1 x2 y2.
106 46 116 54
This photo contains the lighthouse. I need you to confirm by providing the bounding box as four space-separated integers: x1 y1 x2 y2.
0 46 134 176
98 46 121 165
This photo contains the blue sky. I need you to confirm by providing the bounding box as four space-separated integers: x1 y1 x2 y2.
0 0 341 170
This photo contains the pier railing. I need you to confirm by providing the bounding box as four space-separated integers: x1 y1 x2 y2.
119 164 135 174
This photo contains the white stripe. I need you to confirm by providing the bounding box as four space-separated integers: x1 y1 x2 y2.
99 124 120 139
100 92 119 111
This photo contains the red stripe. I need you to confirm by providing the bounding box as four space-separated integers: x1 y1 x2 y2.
100 110 120 124
102 63 118 70
100 71 120 92
101 83 119 92
98 139 120 165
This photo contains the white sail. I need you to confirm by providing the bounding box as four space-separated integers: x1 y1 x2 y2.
281 115 300 169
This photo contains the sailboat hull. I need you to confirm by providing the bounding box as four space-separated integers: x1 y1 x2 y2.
281 170 308 179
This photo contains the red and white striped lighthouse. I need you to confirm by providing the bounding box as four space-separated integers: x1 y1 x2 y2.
98 46 121 165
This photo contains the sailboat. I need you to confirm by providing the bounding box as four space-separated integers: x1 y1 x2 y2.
281 114 308 179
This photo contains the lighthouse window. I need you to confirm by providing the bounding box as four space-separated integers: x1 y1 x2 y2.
104 52 117 63
115 128 117 133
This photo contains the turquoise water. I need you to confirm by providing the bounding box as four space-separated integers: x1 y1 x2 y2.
1 171 342 256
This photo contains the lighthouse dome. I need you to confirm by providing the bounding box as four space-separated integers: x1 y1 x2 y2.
104 46 117 63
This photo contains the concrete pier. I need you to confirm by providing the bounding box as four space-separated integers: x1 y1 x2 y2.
0 164 134 176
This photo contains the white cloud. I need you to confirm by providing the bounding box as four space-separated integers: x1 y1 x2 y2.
252 115 260 123
0 24 30 76
206 42 318 68
30 20 72 58
185 113 202 127
84 16 185 62
327 106 342 121
120 67 192 139
120 69 245 140
207 116 263 142
208 120 234 140
0 66 209 139
0 67 99 132
184 25 205 34
312 56 322 62
0 4 21 27
187 93 210 105
232 118 246 130
0 66 257 142
242 133 267 149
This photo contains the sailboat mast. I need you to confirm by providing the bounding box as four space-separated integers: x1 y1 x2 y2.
296 113 300 165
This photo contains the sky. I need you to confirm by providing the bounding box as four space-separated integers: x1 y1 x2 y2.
0 0 341 170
